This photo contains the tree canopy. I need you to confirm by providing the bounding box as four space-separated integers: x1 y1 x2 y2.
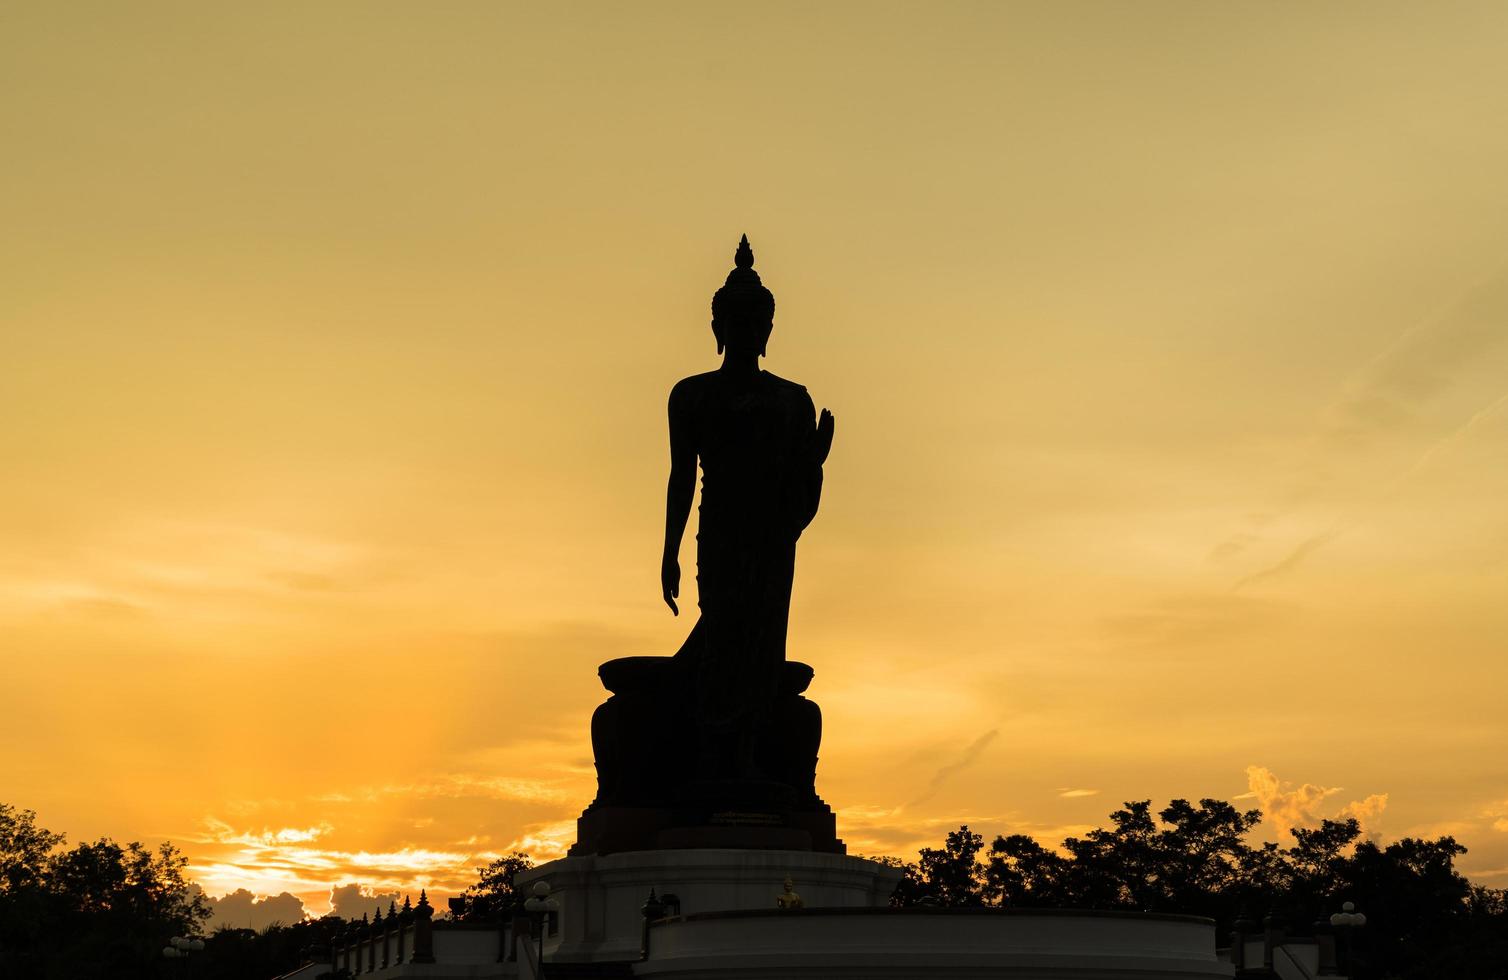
0 803 208 979
8 797 1508 979
449 852 534 922
885 799 1508 979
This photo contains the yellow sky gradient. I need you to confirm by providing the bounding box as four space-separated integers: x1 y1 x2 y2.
5 2 1508 919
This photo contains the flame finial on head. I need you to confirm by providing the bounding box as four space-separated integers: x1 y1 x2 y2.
712 235 774 316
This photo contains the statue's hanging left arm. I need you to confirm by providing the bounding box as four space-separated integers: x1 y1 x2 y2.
661 383 696 615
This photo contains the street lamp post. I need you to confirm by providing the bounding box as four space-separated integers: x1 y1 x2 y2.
162 936 205 979
523 880 559 978
1328 901 1367 977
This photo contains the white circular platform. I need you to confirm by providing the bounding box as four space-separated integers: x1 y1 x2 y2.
517 849 901 963
638 906 1233 979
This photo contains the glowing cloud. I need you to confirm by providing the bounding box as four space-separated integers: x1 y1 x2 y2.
1242 765 1388 839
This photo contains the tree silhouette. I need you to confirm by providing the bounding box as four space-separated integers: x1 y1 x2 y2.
891 799 1508 979
9 798 1508 978
193 916 350 980
450 852 534 922
0 805 207 979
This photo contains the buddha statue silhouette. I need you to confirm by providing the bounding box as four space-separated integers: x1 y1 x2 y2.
661 234 835 780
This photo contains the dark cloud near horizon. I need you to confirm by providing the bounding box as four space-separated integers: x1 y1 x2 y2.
199 887 307 930
329 883 403 921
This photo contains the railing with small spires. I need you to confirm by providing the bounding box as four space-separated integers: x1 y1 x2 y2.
327 890 526 974
332 890 436 974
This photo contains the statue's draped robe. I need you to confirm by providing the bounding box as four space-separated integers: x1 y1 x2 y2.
671 370 823 729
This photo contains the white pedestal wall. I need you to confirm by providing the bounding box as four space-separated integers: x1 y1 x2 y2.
515 849 901 963
635 908 1234 980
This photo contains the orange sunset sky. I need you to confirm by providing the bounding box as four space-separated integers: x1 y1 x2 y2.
5 1 1508 925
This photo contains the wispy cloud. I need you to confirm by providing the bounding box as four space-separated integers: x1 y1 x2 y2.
1057 788 1099 799
182 768 586 915
1219 265 1508 588
1100 593 1281 647
312 774 571 806
1403 390 1508 477
1481 800 1508 834
1321 264 1508 451
907 729 1000 808
1233 528 1342 591
501 819 576 861
1234 385 1508 590
186 816 495 915
190 819 334 848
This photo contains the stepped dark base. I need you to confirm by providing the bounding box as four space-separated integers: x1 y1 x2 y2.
570 801 844 856
580 656 840 857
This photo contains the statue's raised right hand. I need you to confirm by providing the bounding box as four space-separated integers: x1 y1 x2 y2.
661 554 680 616
815 408 835 465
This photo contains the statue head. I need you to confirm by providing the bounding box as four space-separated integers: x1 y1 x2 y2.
711 234 775 357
